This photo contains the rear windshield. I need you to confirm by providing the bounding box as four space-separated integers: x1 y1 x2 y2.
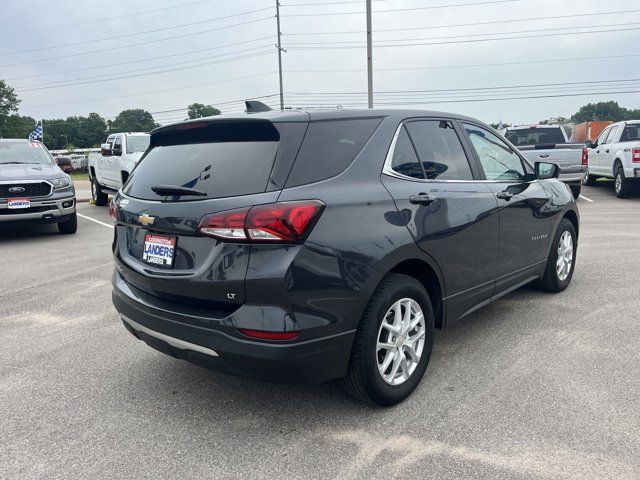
505 127 566 146
126 135 150 154
620 124 640 142
124 122 280 201
0 141 53 165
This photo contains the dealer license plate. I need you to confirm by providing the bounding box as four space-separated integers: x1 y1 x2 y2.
142 233 176 267
8 197 30 209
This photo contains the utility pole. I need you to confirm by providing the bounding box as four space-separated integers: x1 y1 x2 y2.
366 0 373 109
275 0 285 110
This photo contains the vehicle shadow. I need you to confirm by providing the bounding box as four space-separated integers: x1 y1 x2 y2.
0 223 60 241
126 284 551 422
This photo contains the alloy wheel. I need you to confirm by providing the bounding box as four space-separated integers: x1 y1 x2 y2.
556 231 574 282
615 172 622 195
376 298 426 386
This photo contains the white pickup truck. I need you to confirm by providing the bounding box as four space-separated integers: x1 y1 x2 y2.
584 120 640 198
88 132 150 205
503 125 587 198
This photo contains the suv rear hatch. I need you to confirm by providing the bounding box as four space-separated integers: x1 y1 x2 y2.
113 117 308 312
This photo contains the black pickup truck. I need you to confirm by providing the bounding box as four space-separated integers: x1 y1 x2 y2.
0 139 77 234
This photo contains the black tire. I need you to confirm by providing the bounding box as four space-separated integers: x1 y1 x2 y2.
58 212 78 234
569 184 581 199
342 273 435 406
91 177 108 206
535 218 576 293
614 166 632 198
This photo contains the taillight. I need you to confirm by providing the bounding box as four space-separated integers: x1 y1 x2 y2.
108 199 119 221
581 147 588 166
238 329 300 341
633 148 640 163
198 200 325 243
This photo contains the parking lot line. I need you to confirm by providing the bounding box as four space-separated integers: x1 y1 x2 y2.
77 213 114 229
579 195 594 203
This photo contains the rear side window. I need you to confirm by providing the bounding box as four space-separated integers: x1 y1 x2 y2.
405 120 473 180
505 127 565 146
391 126 423 179
605 126 619 144
124 122 280 201
621 124 640 142
285 118 381 187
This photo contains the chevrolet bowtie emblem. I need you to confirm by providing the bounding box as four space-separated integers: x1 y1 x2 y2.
138 214 155 226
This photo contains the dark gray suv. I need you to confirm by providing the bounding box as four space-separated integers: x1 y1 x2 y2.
0 139 77 234
111 108 579 405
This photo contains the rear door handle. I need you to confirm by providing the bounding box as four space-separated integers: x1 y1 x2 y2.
409 193 437 205
496 191 514 201
605 149 610 153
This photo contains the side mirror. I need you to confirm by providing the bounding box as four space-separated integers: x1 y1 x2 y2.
535 161 560 180
585 140 594 149
100 143 112 156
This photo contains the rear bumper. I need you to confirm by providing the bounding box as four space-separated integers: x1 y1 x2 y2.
112 271 355 383
559 165 587 184
0 195 76 223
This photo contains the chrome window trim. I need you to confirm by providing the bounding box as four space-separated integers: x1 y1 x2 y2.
382 123 537 184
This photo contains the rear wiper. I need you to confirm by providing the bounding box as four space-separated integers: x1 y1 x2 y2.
151 184 207 196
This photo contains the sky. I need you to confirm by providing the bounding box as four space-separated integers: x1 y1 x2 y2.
1 0 639 126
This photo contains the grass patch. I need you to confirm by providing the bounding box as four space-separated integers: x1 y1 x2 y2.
69 171 89 181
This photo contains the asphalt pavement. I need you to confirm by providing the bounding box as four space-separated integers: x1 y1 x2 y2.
1 183 639 479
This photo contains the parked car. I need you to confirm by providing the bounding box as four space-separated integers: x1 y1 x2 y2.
0 139 77 234
55 155 73 173
503 125 587 198
88 132 150 205
584 120 640 197
110 107 579 406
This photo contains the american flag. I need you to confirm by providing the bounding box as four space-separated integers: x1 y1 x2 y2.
28 124 43 141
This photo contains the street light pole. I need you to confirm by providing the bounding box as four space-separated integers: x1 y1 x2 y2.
366 0 373 109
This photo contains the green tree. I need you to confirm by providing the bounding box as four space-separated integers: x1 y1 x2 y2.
110 109 157 132
187 103 221 119
0 114 35 139
571 101 629 123
0 80 20 124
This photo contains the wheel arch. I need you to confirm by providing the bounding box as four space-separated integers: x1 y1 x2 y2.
387 259 444 329
562 208 579 239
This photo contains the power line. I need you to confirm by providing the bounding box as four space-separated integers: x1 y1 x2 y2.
20 72 278 109
287 77 640 95
0 29 274 68
0 1 269 38
0 14 274 56
287 26 640 49
283 0 386 5
287 21 640 46
283 9 640 36
15 50 274 92
282 0 523 16
284 53 640 74
4 44 270 82
285 89 640 107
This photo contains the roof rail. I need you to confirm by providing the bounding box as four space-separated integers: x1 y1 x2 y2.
245 100 272 113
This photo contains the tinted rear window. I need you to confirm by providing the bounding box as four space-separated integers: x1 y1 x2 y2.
505 127 566 146
285 118 381 187
621 124 640 142
124 122 280 201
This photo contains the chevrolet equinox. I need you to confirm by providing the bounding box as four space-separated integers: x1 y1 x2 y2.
111 107 579 406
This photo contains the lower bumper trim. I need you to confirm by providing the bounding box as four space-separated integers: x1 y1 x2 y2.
122 315 219 357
